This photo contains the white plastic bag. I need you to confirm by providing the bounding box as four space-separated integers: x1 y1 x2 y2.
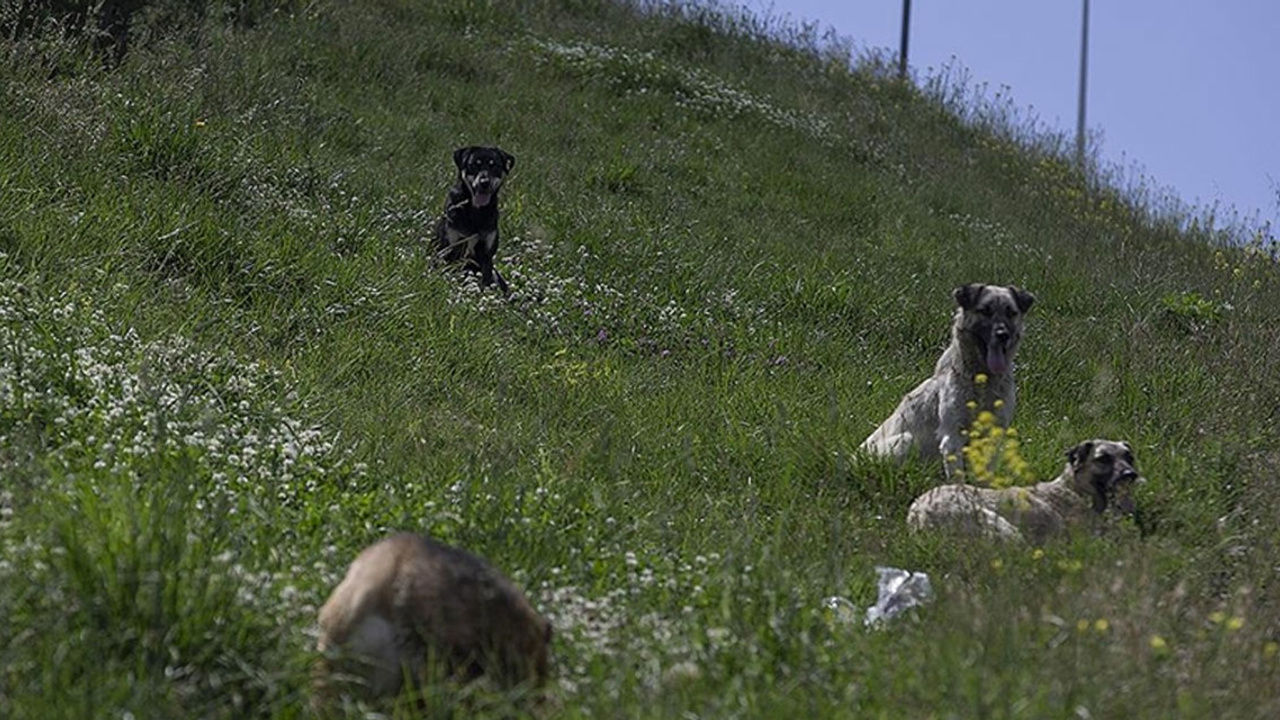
864 566 933 626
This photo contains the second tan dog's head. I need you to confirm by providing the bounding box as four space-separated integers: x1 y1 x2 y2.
1065 439 1143 515
953 283 1036 376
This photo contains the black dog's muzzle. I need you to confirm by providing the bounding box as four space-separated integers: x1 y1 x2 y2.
465 172 501 208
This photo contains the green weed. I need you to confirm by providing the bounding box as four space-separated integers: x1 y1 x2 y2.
2 1 1280 718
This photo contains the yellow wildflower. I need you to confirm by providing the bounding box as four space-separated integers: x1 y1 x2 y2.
974 373 988 385
1227 616 1245 631
1010 487 1031 511
1150 635 1167 652
1209 611 1227 624
1094 619 1109 633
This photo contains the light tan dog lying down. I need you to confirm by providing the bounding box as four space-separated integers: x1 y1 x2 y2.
907 439 1142 544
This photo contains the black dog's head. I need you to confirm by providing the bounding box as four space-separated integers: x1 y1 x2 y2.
953 283 1036 376
453 146 515 209
1066 439 1143 515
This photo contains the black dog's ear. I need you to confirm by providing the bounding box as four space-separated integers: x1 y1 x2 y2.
1067 440 1095 468
500 149 515 172
453 146 474 171
1012 286 1036 313
953 283 985 310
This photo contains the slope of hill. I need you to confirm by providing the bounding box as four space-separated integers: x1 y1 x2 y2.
2 1 1279 716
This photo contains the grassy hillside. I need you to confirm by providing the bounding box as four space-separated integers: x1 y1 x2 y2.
3 1 1280 717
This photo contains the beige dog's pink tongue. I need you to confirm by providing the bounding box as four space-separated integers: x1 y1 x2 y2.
987 345 1010 375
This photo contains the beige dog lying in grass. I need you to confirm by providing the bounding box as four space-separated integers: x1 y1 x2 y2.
906 439 1142 544
314 533 552 707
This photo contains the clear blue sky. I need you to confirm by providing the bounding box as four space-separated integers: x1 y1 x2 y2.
766 1 1279 236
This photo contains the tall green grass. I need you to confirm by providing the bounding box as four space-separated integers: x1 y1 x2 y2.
2 1 1279 717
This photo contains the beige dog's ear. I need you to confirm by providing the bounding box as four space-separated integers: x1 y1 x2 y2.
953 284 986 310
1012 287 1036 313
1067 441 1094 468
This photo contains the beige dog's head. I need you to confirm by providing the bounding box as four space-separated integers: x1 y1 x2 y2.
953 283 1036 376
1066 439 1143 515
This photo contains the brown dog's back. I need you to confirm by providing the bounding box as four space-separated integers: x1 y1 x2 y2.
315 533 551 704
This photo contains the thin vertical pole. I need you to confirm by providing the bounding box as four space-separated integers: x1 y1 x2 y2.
899 0 912 79
1076 0 1090 169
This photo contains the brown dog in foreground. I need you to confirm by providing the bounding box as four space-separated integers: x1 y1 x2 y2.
314 533 551 706
906 439 1143 544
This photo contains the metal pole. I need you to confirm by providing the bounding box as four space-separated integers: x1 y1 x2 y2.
899 0 912 79
1076 0 1090 169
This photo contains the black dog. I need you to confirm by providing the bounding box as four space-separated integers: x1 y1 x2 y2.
433 146 515 296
